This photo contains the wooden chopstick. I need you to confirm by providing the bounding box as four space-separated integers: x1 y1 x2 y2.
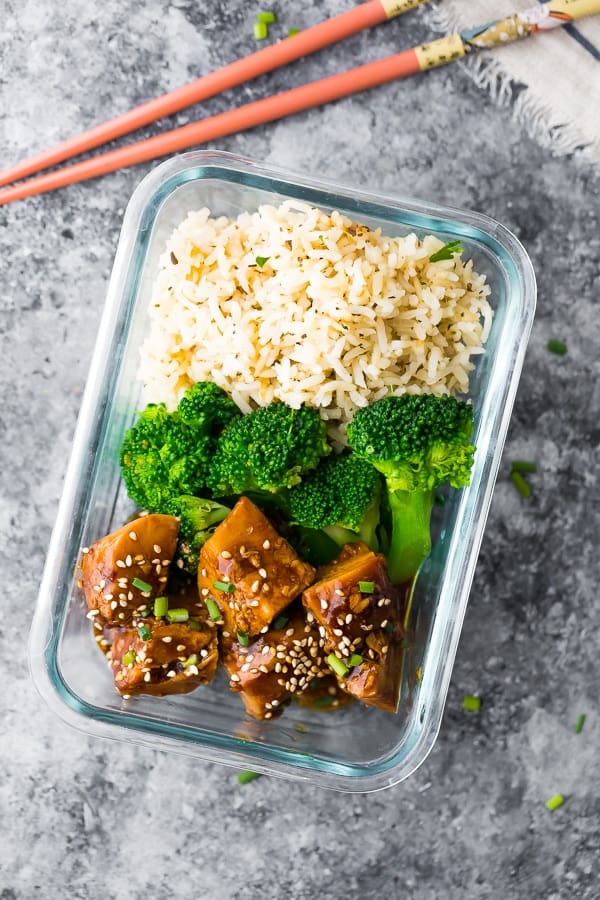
0 0 428 190
1 0 597 206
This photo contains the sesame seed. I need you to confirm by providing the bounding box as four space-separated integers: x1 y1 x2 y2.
162 636 173 643
262 539 271 550
125 555 133 567
381 620 388 629
153 544 162 553
86 610 100 619
118 613 125 620
110 600 118 610
259 665 269 674
201 568 208 577
274 662 282 673
335 589 344 597
144 672 151 682
230 674 241 682
104 593 114 601
285 628 294 637
345 614 353 624
251 580 260 593
258 568 267 579
260 626 269 634
81 547 89 554
158 576 168 583
116 560 126 568
220 550 232 559
381 645 389 655
119 598 128 608
250 599 260 607
127 592 134 600
239 545 246 555
271 699 279 707
320 599 327 610
129 531 137 541
166 670 176 678
176 644 186 652
200 649 208 657
241 663 250 672
306 612 314 623
93 585 102 592
162 560 170 566
155 565 162 575
262 584 270 593
264 712 273 719
201 588 209 596
176 559 184 569
385 598 392 606
186 665 199 676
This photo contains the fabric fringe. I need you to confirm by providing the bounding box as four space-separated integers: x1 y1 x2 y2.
422 2 600 164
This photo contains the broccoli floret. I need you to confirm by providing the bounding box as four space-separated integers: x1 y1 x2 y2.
177 381 241 433
119 382 240 511
165 495 230 574
208 402 331 496
287 453 382 551
347 393 475 584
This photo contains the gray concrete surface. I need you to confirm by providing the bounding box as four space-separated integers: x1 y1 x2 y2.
1 1 599 898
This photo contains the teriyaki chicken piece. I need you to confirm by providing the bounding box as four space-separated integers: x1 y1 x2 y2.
302 542 405 713
197 497 315 638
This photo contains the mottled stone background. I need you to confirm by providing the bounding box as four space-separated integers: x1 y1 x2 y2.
1 1 598 898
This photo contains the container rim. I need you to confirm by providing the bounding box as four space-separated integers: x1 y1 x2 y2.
29 150 537 792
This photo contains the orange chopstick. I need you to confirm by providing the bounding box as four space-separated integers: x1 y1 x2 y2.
0 49 422 205
0 0 428 189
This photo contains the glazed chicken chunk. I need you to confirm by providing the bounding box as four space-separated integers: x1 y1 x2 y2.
110 617 218 696
222 606 329 720
81 514 179 626
303 542 405 713
198 497 315 638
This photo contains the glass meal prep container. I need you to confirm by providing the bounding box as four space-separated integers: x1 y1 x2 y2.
29 150 536 792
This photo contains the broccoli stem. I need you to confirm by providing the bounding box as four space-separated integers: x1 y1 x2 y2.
387 488 434 584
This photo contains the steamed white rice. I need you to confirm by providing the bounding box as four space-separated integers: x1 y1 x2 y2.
139 200 492 444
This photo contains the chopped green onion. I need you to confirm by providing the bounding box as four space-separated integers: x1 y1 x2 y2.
313 695 335 707
122 650 136 666
510 470 532 498
287 27 301 37
511 460 537 473
385 622 395 635
308 677 322 688
326 653 349 679
463 694 481 712
237 770 263 784
153 596 168 618
255 255 270 267
545 793 565 811
358 581 374 593
294 722 308 733
253 21 268 39
434 494 446 507
273 615 288 630
213 580 235 593
547 339 567 355
575 713 586 734
132 577 152 592
257 10 276 23
429 240 463 262
348 654 363 668
206 597 222 622
237 631 250 647
137 624 151 641
187 620 201 631
318 234 325 245
182 654 198 668
138 607 150 618
166 608 189 623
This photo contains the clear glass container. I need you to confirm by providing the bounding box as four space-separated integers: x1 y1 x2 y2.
29 150 536 792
